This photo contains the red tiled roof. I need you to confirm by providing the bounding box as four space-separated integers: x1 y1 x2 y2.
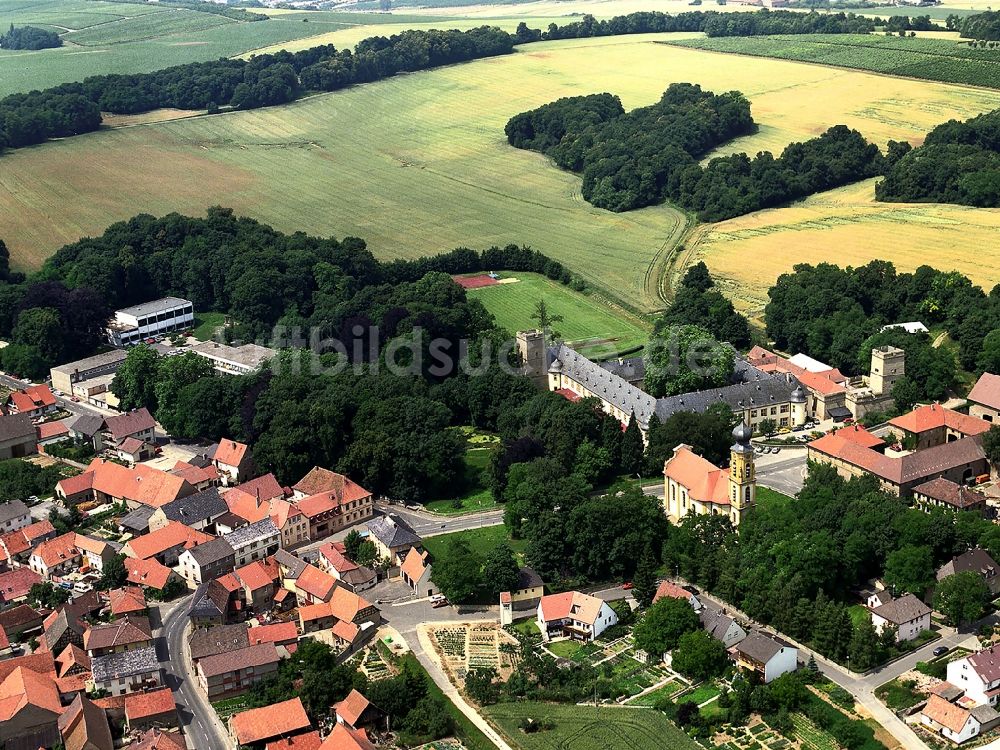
296 564 337 602
169 461 220 487
32 532 82 568
199 643 279 679
38 420 69 440
215 440 249 468
318 724 375 750
230 697 310 745
9 385 56 413
109 586 147 617
58 460 192 507
55 644 90 678
333 690 370 728
292 468 370 503
248 622 298 646
125 687 176 721
232 474 285 503
236 559 278 592
124 521 212 560
399 547 428 584
0 665 62 720
0 567 42 602
653 581 694 605
969 372 1000 411
890 403 990 436
127 729 187 750
0 623 7 650
83 616 151 652
554 388 582 403
105 408 156 441
663 446 729 506
124 557 174 590
829 425 886 449
538 591 604 626
923 694 971 734
266 730 322 750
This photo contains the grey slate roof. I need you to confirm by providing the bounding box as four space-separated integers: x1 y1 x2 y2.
0 413 36 443
224 517 279 549
367 514 421 549
189 623 250 661
189 581 226 619
160 487 227 525
70 414 105 438
736 631 790 664
186 537 234 568
546 344 799 428
0 499 29 525
91 645 159 682
515 567 543 591
971 704 1000 724
937 548 999 582
51 349 127 376
274 549 307 579
119 505 156 534
871 593 931 625
700 609 744 644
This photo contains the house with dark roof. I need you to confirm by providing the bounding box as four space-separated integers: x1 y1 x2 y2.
90 645 161 695
511 567 544 607
224 517 281 567
366 514 421 567
869 593 931 643
938 549 1000 595
149 488 228 534
188 624 250 665
0 604 49 639
103 409 156 449
189 577 245 628
0 413 38 459
969 372 1000 424
700 609 747 648
0 499 31 535
732 632 798 683
913 477 988 515
84 616 153 657
196 642 280 699
177 537 236 586
119 505 157 537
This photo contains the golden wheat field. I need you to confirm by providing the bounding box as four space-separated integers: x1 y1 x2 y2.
5 34 1000 309
690 178 1000 319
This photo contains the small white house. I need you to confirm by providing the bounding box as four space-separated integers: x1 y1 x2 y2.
733 631 798 683
948 644 1000 706
869 593 931 643
537 591 618 643
700 609 747 649
922 694 1000 744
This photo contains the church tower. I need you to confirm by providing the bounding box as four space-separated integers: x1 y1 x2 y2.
729 422 756 528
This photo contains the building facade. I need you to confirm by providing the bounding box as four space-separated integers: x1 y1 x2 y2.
106 298 193 348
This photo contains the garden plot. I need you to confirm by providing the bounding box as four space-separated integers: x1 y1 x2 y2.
359 646 394 681
429 623 520 684
714 715 839 750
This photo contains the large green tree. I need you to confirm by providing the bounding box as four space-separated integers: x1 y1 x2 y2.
430 537 483 603
154 351 214 435
934 571 990 626
644 324 735 398
672 629 729 681
883 545 935 597
111 344 162 412
482 542 520 599
633 596 700 658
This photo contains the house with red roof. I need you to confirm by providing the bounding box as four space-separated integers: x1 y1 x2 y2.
225 490 309 550
229 697 311 746
6 384 57 418
36 419 70 448
652 580 702 611
109 586 149 619
400 547 436 599
536 591 617 643
126 728 187 750
125 686 177 731
949 642 1000 707
248 621 298 651
268 730 322 750
333 689 384 732
0 518 56 569
123 556 179 593
58 693 113 750
294 563 338 605
121 521 213 567
211 439 253 485
317 542 376 593
103 408 156 448
291 468 373 540
318 723 376 750
234 558 280 611
889 403 991 450
298 587 380 653
0 661 63 749
969 372 1000 424
57 459 195 510
0 567 42 606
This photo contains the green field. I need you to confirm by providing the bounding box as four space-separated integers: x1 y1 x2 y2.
192 311 226 341
666 33 1000 89
484 702 700 750
425 446 497 515
756 487 794 512
422 525 525 563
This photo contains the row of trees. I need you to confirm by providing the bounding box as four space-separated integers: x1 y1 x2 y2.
958 10 1000 40
764 259 994 381
507 83 757 212
0 24 62 50
877 107 1000 208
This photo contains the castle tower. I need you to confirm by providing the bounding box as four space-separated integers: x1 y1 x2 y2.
870 346 905 396
729 422 756 528
790 384 808 427
516 329 548 390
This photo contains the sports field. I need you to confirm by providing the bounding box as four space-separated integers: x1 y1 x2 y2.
484 702 701 750
688 178 1000 319
6 36 1000 311
465 273 649 356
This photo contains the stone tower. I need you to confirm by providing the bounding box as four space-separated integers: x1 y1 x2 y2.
516 329 548 390
729 421 756 528
790 384 808 427
870 346 905 396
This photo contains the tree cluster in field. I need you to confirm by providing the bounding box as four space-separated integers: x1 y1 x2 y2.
0 26 513 152
507 86 887 219
429 539 521 603
244 641 451 745
884 15 936 32
0 459 68 503
506 83 757 212
664 462 999 670
765 259 998 387
877 107 1000 207
0 24 62 50
958 10 1000 40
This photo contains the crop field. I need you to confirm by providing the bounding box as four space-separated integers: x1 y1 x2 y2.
688 177 1000 319
62 9 235 46
666 34 1000 90
7 36 1000 310
484 702 701 750
466 273 649 355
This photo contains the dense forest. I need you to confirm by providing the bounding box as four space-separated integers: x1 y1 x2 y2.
0 208 576 379
507 89 886 219
0 24 62 50
700 9 876 36
959 10 1000 40
876 108 1000 207
764 260 1000 404
506 84 757 212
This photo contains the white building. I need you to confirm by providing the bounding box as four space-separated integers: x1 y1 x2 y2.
949 644 1000 706
0 499 31 534
869 593 932 643
922 694 1000 744
189 341 276 375
536 591 618 643
106 297 193 347
733 631 798 683
90 646 162 696
224 518 281 567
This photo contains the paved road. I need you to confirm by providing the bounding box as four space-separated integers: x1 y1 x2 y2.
160 594 231 750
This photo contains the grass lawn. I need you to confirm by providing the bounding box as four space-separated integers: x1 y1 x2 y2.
466 272 649 358
848 604 870 629
511 618 541 640
192 311 226 341
422 525 526 565
790 713 841 750
682 683 722 706
547 639 585 659
626 680 685 706
756 486 794 512
484 702 701 750
875 679 923 710
424 446 496 515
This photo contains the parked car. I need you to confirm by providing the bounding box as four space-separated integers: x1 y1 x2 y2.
430 594 449 608
933 646 950 657
682 584 700 595
622 582 633 590
772 447 781 454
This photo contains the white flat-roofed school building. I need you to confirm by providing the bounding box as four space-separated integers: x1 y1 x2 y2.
107 297 194 347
